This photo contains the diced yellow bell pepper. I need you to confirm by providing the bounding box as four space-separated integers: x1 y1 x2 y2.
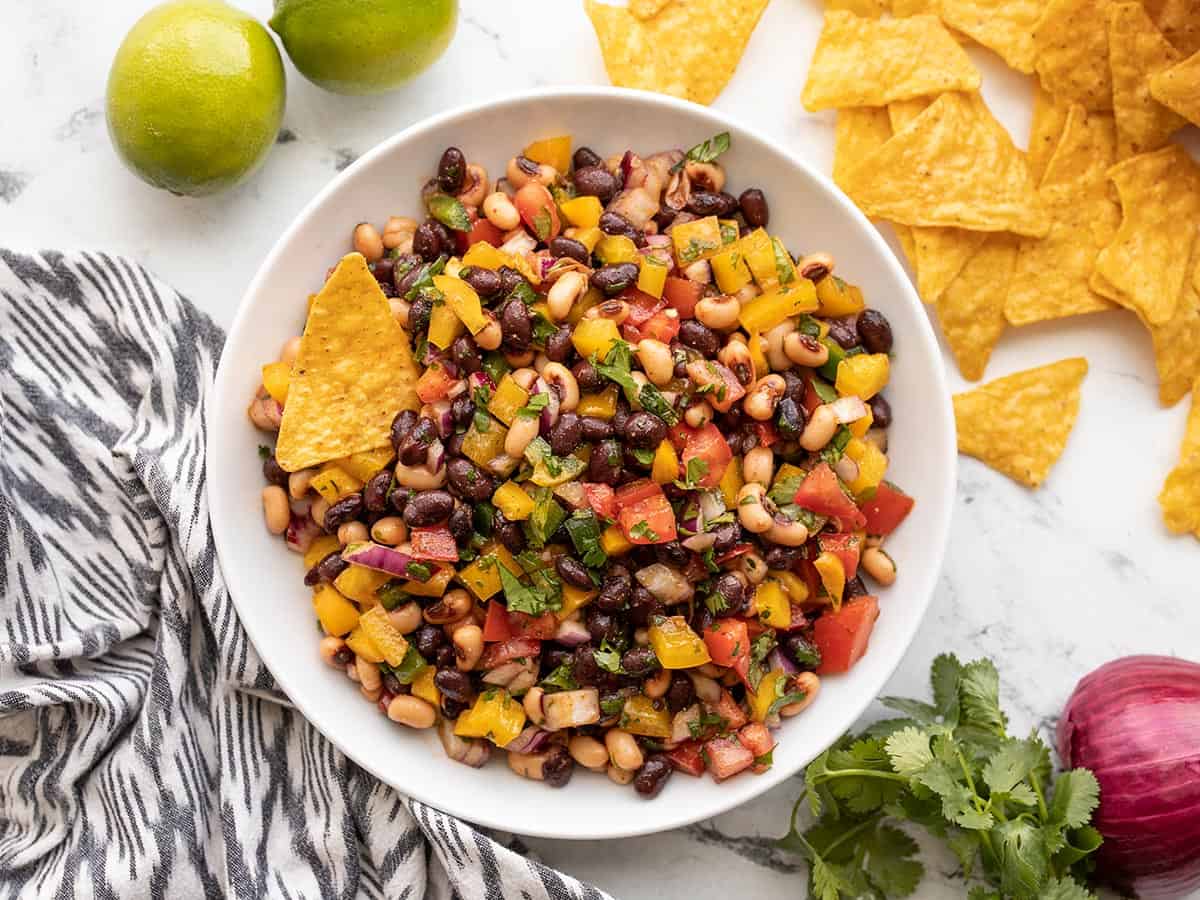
433 274 488 334
261 361 291 404
334 566 391 605
556 583 598 620
303 534 342 571
710 245 753 295
751 669 787 722
738 281 820 333
740 228 778 289
755 580 792 628
651 439 679 484
577 384 619 419
458 543 520 600
637 255 668 299
767 568 810 605
719 455 744 508
849 405 874 438
492 480 535 521
747 330 769 380
487 375 530 426
454 689 526 746
718 219 740 244
461 419 509 469
411 666 440 706
403 564 455 598
523 135 572 174
774 462 807 486
771 236 798 286
427 301 465 350
567 287 602 326
648 616 711 669
836 353 890 401
671 215 723 265
444 256 464 278
595 234 639 265
311 465 363 503
571 318 621 361
814 551 846 608
572 227 603 255
601 525 633 556
313 585 360 636
815 276 866 317
844 437 888 498
621 695 672 738
358 605 410 667
560 195 603 230
335 446 395 482
345 626 384 664
462 242 510 270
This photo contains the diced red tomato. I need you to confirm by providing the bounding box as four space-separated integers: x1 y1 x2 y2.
686 360 746 413
666 740 707 776
615 479 663 509
582 483 618 521
737 722 776 772
464 215 504 249
813 596 880 675
783 605 808 632
802 375 824 416
663 276 704 319
410 526 459 562
704 735 755 781
679 423 732 488
482 600 512 642
625 309 681 345
514 183 561 242
703 619 751 683
715 543 753 564
860 482 915 536
507 610 558 639
615 480 677 544
754 421 781 448
416 362 459 403
707 688 749 731
794 462 867 530
818 533 862 580
479 636 541 669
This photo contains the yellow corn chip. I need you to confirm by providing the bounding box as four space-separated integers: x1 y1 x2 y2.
1152 0 1200 55
801 12 980 111
1027 83 1072 182
826 0 888 16
1033 0 1115 111
1094 145 1200 325
890 0 937 12
1146 246 1200 406
584 0 769 105
938 0 1044 73
953 358 1089 487
1159 378 1200 537
840 92 1049 236
1005 106 1121 325
1149 49 1200 127
935 234 1018 381
1108 3 1187 158
893 224 919 271
629 0 672 19
276 253 420 472
885 96 932 132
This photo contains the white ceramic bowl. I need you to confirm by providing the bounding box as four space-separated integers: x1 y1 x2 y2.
208 87 956 839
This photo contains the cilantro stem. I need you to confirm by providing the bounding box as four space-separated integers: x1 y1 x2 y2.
814 768 910 785
1032 773 1049 822
821 816 880 857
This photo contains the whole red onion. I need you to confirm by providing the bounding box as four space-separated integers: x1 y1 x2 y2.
1057 655 1200 898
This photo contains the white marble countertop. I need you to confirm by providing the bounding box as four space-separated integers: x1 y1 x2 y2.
3 1 1198 897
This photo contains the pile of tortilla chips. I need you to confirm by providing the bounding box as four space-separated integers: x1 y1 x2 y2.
804 3 1200 530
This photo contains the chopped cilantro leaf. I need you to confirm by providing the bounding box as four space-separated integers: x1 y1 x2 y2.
593 641 625 674
564 510 607 568
498 562 560 616
517 393 550 419
631 447 656 466
257 445 271 460
672 131 731 173
540 661 578 693
629 521 660 542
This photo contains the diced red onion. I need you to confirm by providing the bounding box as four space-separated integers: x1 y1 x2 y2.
422 400 454 438
682 532 717 553
620 150 638 185
504 725 551 755
540 256 555 279
635 563 694 604
1058 655 1200 898
482 658 537 689
500 230 536 256
468 370 496 393
438 718 491 768
829 395 869 424
607 187 659 228
426 439 445 473
541 688 601 731
529 377 559 434
679 513 703 537
644 233 672 248
768 647 799 676
671 704 701 744
834 456 859 484
285 513 321 554
341 542 425 579
553 617 591 646
698 489 726 522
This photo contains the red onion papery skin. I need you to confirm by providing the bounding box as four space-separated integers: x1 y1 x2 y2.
1057 655 1200 899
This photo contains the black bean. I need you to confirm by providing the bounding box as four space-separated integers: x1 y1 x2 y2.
434 667 476 704
599 211 638 240
262 453 288 488
621 647 660 677
776 397 807 439
304 549 347 586
413 221 445 261
763 545 802 570
407 293 433 332
573 360 603 392
398 417 437 466
590 262 639 296
827 316 860 350
655 541 689 568
497 266 526 296
665 673 695 712
573 146 603 170
868 393 892 429
713 573 746 612
857 309 893 354
391 253 422 293
446 457 493 502
738 188 769 228
389 486 413 516
629 586 665 627
323 493 363 530
542 746 574 788
845 575 869 599
448 505 473 542
390 409 418 453
444 432 465 458
543 647 572 670
381 673 406 696
548 236 589 264
782 370 806 404
596 566 632 612
652 207 677 232
588 439 624 484
687 190 735 217
677 320 720 356
458 265 500 299
437 146 466 194
555 555 594 589
573 165 618 202
493 515 526 553
451 335 482 374
572 645 608 687
372 256 395 286
412 624 445 658
403 490 454 526
579 416 613 442
634 754 673 797
500 299 532 350
548 412 582 456
586 607 623 644
440 695 467 719
711 522 742 555
546 325 575 364
785 635 822 671
690 603 714 635
622 411 667 449
333 646 354 667
450 394 475 428
363 470 393 513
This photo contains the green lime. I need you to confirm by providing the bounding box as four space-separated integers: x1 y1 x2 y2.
269 0 457 96
106 0 286 197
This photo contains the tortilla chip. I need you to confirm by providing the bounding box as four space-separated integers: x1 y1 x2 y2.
938 0 1044 72
1153 0 1200 55
891 0 938 12
1033 0 1115 111
275 253 420 472
953 357 1089 487
1108 3 1187 158
1027 83 1072 182
833 106 894 193
840 92 1049 236
1159 378 1200 537
584 0 769 105
1005 106 1121 325
1146 246 1200 406
1094 145 1200 325
893 223 919 271
1149 49 1200 127
629 0 672 18
826 0 888 16
936 234 1018 380
801 12 980 111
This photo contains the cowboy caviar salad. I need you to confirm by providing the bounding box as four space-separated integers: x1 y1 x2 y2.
249 133 915 797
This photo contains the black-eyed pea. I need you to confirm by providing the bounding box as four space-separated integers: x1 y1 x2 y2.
337 521 368 545
547 270 587 321
393 460 448 491
288 467 316 500
718 336 754 385
475 311 503 351
387 694 437 728
482 191 521 231
456 164 489 207
423 588 473 625
542 362 580 411
742 447 775 486
382 216 418 250
861 547 897 586
360 685 382 703
734 283 761 304
387 601 423 635
262 486 290 535
247 388 282 431
797 252 835 282
744 374 786 421
356 655 382 692
568 735 609 770
584 298 631 325
605 728 644 771
684 159 725 192
694 294 740 330
682 259 712 284
765 518 809 547
644 667 672 699
318 636 348 667
736 483 773 533
684 400 713 428
504 414 540 457
452 624 484 671
636 339 675 387
780 672 820 717
352 223 384 262
371 516 408 545
389 297 411 328
607 764 636 785
799 404 839 451
783 331 830 368
736 550 768 585
524 686 545 725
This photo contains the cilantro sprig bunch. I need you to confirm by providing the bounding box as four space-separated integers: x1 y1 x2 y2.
780 655 1102 900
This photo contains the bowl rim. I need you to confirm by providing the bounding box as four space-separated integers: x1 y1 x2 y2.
208 84 956 839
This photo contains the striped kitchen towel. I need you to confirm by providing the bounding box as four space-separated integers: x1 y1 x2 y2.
0 251 612 900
